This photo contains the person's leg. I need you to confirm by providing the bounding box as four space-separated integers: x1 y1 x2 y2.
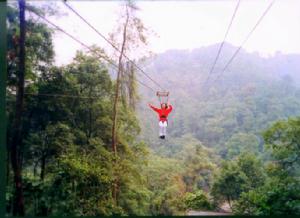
159 121 164 138
163 121 167 137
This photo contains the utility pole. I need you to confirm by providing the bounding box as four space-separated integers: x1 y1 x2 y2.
0 1 8 217
10 0 26 215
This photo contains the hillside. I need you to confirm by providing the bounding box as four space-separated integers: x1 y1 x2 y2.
6 1 300 215
138 43 300 158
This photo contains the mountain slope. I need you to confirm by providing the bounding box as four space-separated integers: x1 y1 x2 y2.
137 43 300 158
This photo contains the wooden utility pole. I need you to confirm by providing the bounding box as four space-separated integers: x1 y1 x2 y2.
10 0 26 215
111 5 129 205
0 1 8 217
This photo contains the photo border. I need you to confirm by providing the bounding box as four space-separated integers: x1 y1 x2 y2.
0 0 7 217
1 1 300 218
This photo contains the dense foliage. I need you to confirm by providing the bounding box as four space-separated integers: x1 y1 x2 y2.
138 35 300 215
6 2 300 216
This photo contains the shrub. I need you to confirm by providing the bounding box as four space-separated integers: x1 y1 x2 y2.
184 190 213 210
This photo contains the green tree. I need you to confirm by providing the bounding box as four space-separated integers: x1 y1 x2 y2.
6 3 56 215
183 190 213 210
211 152 265 209
222 133 260 159
175 134 217 192
142 154 185 215
234 118 300 215
263 118 300 176
236 153 265 190
211 161 247 209
234 178 300 215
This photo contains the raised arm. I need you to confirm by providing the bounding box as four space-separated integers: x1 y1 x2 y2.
167 104 173 113
148 103 160 113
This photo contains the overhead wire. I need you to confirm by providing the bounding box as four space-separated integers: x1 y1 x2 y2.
202 0 275 105
27 6 156 93
213 0 276 84
202 0 241 88
27 1 275 101
24 92 101 99
63 0 165 91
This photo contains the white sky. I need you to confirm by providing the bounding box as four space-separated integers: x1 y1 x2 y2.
30 0 300 65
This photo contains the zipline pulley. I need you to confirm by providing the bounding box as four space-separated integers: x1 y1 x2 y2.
156 91 169 105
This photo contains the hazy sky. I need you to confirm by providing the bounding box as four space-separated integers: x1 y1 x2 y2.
30 0 300 65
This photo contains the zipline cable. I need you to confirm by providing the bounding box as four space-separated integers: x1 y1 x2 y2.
28 7 156 93
202 0 241 87
24 93 102 99
63 0 165 91
202 0 275 104
213 0 276 84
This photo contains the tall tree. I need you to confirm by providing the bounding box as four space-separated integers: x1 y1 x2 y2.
111 4 129 157
110 0 150 151
110 0 150 205
110 3 129 205
10 0 26 215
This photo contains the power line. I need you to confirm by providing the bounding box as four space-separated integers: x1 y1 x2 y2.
27 7 156 93
201 0 275 104
213 0 276 84
134 79 156 92
63 0 165 91
24 92 101 99
203 0 241 88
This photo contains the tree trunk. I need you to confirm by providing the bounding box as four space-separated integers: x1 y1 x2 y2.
88 89 93 140
10 0 26 215
111 6 129 205
6 147 10 185
40 155 46 181
227 196 232 210
129 62 136 110
125 61 137 110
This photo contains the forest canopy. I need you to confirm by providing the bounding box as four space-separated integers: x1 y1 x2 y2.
5 1 300 216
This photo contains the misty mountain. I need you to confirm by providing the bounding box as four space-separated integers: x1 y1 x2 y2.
144 42 300 89
138 42 300 157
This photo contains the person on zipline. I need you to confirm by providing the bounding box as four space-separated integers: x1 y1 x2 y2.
148 102 173 139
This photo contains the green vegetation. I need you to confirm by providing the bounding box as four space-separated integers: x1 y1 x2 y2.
6 2 300 216
233 118 300 215
183 191 213 210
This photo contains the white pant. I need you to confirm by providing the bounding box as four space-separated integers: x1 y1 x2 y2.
159 121 168 136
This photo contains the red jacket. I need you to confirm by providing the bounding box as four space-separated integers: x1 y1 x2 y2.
149 104 173 121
